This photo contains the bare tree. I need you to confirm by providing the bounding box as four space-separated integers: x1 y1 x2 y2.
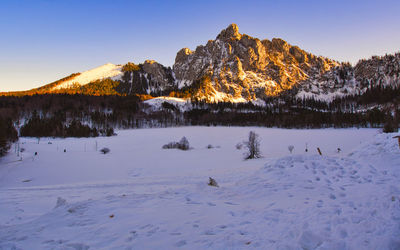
244 131 261 159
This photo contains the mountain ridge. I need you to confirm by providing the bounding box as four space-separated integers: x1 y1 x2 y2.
1 24 399 105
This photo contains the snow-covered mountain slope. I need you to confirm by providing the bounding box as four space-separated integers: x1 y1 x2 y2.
1 127 399 249
51 63 123 90
296 53 400 102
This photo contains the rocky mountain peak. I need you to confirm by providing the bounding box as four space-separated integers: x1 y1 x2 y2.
216 23 242 41
175 48 193 65
173 24 339 102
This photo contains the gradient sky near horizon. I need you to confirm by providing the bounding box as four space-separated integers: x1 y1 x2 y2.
1 0 399 92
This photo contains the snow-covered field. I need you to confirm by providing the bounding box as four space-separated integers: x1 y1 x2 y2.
0 127 399 249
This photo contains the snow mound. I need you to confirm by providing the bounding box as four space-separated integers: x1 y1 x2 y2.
144 97 191 111
52 63 123 90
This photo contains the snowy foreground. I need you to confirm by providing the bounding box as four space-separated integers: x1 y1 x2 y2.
0 127 399 249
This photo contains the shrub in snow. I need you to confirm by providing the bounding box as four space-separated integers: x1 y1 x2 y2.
236 143 243 150
100 147 110 154
162 137 190 151
383 120 397 133
244 131 261 159
178 137 190 150
208 177 219 187
162 142 179 149
288 145 294 154
55 197 67 208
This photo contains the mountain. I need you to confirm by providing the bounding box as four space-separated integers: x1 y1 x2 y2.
296 53 400 102
1 24 399 105
173 24 339 102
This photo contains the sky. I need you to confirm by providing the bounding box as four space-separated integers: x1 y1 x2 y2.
0 0 399 92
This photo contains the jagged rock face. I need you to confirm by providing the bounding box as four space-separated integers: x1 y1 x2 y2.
118 60 176 95
173 24 339 101
354 53 400 88
295 53 400 101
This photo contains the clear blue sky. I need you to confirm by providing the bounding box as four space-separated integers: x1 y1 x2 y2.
1 0 399 91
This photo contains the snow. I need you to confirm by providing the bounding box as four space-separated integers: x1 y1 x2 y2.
52 63 123 90
144 97 192 111
144 96 265 111
0 127 399 249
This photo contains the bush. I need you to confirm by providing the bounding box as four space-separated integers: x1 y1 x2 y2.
100 148 110 154
244 131 261 159
162 142 180 149
208 177 219 187
383 114 398 133
178 137 189 150
383 121 397 133
162 136 190 151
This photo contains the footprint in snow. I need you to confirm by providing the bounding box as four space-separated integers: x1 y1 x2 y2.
339 229 348 239
238 230 249 235
224 201 239 205
175 240 187 247
66 243 90 250
146 226 159 237
204 230 216 235
239 221 252 225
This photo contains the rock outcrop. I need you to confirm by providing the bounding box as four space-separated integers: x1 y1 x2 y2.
117 60 175 95
295 53 400 101
173 23 339 102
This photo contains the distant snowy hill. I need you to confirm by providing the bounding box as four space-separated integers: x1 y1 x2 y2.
51 63 123 90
